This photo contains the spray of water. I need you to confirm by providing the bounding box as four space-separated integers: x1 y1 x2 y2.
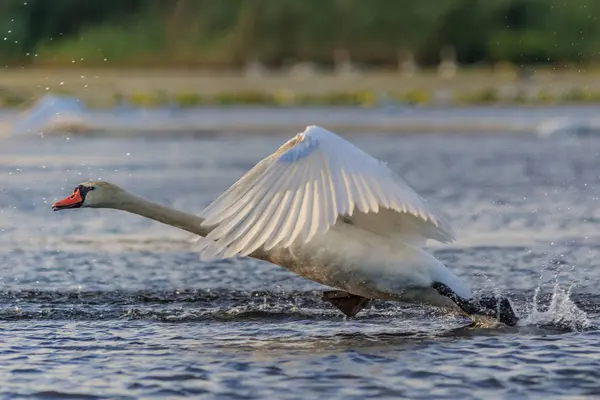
522 280 591 331
474 258 592 331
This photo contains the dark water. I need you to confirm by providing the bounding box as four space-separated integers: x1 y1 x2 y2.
1 129 600 399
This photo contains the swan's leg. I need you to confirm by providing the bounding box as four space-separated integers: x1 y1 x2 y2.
431 282 519 326
322 290 370 317
431 282 478 314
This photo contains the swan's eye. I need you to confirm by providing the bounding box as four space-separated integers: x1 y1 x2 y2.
78 185 94 191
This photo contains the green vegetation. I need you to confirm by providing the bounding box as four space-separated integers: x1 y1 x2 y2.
8 86 600 109
2 0 600 68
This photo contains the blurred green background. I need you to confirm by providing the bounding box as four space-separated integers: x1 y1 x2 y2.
1 0 600 108
1 0 598 68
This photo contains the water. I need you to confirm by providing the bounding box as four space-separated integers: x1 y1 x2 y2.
9 94 600 137
1 126 600 398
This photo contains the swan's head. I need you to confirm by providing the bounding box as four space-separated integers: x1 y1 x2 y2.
52 181 125 211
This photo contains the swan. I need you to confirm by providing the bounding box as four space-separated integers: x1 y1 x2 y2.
51 125 518 326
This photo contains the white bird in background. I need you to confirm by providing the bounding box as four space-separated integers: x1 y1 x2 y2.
52 125 518 326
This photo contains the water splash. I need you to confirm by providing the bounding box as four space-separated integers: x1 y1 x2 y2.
522 281 591 331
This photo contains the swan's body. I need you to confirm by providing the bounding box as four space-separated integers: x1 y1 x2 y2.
52 125 518 325
249 223 469 309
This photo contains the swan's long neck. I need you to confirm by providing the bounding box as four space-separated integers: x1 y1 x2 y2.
113 192 211 238
108 191 272 261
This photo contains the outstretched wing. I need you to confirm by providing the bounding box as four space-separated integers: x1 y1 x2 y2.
198 125 454 259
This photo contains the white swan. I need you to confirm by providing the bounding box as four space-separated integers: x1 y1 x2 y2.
52 125 518 325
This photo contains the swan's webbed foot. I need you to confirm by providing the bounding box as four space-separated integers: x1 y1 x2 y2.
432 282 519 327
322 290 370 317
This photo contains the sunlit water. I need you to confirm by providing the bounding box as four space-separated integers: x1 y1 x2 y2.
1 124 600 398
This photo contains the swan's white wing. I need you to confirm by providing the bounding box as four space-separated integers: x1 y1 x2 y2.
198 125 454 259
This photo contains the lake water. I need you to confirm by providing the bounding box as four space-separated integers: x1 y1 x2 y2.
0 125 599 398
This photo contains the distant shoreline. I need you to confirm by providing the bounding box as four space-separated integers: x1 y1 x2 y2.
2 68 600 109
5 103 598 137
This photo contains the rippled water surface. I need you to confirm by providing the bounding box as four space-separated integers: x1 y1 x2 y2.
1 125 600 399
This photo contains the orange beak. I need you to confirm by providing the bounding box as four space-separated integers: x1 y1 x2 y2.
52 188 84 211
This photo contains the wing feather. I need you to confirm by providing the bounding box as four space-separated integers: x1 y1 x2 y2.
201 158 271 222
241 163 299 254
341 169 357 216
329 160 348 215
319 166 334 228
350 169 369 214
322 157 338 221
367 174 390 209
221 163 293 256
198 125 455 258
265 161 308 249
243 178 293 254
300 162 316 243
